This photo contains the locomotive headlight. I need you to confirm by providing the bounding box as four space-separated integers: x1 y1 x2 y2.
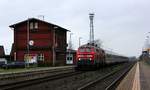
89 58 92 61
79 58 81 61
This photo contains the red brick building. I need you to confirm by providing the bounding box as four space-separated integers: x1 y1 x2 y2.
10 18 68 66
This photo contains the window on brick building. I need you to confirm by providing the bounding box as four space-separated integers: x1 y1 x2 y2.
38 54 44 61
30 22 38 30
35 22 38 29
30 22 34 29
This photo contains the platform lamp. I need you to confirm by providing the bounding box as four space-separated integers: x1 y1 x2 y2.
146 35 150 54
79 37 82 47
68 33 73 64
69 33 73 49
26 18 30 68
53 26 58 66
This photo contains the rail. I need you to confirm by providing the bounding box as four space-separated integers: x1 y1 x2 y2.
77 62 135 90
105 62 135 90
0 70 83 90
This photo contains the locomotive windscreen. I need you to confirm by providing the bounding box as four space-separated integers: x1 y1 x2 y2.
79 47 92 52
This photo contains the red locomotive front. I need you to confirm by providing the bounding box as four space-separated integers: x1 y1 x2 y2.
76 44 105 68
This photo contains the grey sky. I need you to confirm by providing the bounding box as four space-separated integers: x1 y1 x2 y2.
0 0 149 57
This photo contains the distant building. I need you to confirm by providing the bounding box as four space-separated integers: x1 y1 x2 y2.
10 18 68 66
0 46 5 57
0 46 7 65
140 50 149 61
66 49 76 64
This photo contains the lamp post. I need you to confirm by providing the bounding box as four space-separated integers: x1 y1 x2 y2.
69 33 73 49
79 37 82 47
146 35 150 54
26 18 30 68
53 26 58 66
68 33 73 64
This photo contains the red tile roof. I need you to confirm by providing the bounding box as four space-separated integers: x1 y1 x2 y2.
9 18 69 31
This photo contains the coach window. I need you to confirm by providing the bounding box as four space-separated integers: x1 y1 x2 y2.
96 49 98 52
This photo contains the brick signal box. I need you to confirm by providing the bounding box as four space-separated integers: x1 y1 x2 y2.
10 18 68 66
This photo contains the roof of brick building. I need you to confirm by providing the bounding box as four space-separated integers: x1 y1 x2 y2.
9 18 69 31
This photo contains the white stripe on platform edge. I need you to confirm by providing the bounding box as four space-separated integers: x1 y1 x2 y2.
132 62 140 90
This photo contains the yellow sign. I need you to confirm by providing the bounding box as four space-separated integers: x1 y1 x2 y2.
24 54 37 63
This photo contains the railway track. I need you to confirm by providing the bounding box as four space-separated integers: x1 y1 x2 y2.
0 62 135 90
0 66 75 89
77 62 135 90
9 63 128 90
0 70 83 90
0 66 74 85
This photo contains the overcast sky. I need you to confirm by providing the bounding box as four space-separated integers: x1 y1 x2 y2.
0 0 150 57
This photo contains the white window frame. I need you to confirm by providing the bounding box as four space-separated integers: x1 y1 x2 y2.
38 54 44 61
35 22 38 29
30 22 34 29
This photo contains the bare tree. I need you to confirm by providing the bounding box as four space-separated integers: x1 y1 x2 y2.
94 39 103 48
68 41 74 49
87 39 103 48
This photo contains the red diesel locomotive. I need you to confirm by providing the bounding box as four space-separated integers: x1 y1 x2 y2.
76 44 105 68
76 43 129 69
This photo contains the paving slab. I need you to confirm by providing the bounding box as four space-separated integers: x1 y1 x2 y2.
117 61 150 90
139 61 150 90
116 62 137 90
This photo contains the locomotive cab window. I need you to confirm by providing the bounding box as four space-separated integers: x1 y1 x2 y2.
79 48 85 52
86 48 91 52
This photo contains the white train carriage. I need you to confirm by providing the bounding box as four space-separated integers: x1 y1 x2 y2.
105 50 129 64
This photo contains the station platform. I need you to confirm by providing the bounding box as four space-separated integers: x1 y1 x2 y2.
117 61 150 90
139 61 150 90
0 65 74 75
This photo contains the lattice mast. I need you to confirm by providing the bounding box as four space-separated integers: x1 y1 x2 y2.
89 13 95 44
